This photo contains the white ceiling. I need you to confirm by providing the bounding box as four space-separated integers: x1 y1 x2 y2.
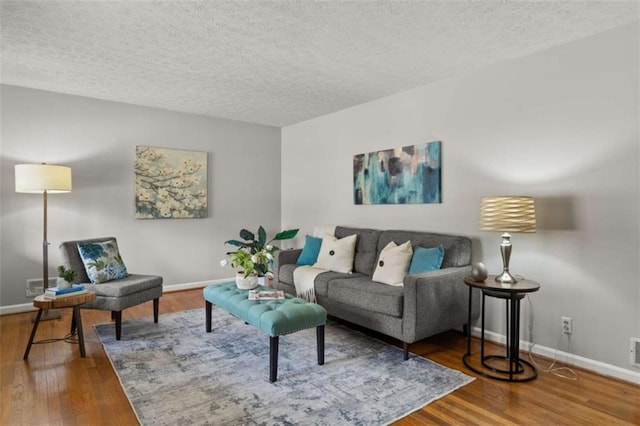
1 1 638 127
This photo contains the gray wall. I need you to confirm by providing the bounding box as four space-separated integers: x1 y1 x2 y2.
1 85 282 306
281 24 639 371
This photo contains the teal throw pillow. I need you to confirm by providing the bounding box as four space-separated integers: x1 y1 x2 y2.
296 235 323 265
408 245 445 274
77 239 129 284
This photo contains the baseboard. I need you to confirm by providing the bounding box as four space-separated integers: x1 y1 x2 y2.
161 278 233 293
472 327 640 385
0 278 235 316
0 303 38 315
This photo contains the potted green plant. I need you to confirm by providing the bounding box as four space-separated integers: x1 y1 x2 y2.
57 265 77 289
220 226 299 289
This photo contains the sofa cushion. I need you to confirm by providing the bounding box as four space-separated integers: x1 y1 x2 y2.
378 230 471 268
278 264 365 298
327 277 404 317
296 235 323 265
313 270 365 297
314 233 357 273
372 241 413 286
335 226 382 275
409 245 444 274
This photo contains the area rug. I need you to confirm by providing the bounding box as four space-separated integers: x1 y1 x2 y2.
95 308 473 425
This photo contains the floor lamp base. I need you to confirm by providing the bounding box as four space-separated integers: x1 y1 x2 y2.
32 309 61 322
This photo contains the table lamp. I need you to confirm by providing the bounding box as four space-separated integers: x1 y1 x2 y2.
479 196 536 284
15 164 72 317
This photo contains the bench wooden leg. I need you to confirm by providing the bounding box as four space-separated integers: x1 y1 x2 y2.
317 325 325 365
270 336 279 382
205 301 212 332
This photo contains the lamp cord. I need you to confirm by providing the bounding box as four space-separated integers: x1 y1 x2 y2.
526 295 578 380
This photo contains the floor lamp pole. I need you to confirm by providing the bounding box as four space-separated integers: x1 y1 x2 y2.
43 189 48 290
39 189 61 321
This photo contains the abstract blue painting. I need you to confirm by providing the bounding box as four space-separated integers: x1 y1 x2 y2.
353 141 441 205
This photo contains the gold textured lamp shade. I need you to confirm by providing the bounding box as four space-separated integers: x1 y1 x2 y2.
480 196 536 284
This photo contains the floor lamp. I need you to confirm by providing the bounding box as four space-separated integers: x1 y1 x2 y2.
15 163 72 320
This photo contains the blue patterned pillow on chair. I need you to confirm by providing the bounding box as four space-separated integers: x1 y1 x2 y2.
77 239 129 284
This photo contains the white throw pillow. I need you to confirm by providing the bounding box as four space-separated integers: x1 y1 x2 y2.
313 233 357 273
372 241 413 286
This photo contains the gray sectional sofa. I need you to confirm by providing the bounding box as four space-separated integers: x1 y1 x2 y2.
274 226 480 359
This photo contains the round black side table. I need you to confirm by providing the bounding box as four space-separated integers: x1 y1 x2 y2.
463 275 540 382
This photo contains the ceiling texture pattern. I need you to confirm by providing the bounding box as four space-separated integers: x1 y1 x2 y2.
1 1 638 127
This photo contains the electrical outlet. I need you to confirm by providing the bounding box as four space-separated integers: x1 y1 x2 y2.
631 338 640 367
561 316 572 335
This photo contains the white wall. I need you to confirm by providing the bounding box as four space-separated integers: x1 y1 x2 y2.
282 24 639 372
1 85 282 307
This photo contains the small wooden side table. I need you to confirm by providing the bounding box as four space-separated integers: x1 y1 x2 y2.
462 275 540 382
23 291 97 360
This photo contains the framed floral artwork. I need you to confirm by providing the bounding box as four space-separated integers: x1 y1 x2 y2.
135 146 208 219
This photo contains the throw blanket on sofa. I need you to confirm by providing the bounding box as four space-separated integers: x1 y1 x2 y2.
293 266 325 303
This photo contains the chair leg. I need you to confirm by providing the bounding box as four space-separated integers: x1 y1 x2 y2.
403 342 409 360
114 311 122 340
111 311 116 321
153 298 159 323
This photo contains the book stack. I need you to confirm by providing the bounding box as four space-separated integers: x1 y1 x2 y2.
248 290 285 300
43 284 89 299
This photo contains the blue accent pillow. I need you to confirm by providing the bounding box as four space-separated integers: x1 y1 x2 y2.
408 245 445 274
77 239 128 283
296 235 323 265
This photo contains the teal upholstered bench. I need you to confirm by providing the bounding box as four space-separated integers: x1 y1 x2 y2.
203 282 327 382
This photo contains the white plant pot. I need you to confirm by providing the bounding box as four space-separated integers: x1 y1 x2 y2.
257 276 268 287
57 277 72 289
236 272 258 290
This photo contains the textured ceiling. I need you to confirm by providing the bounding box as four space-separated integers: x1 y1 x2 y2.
1 1 638 127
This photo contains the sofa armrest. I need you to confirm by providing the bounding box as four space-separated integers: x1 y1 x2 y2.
274 249 302 282
402 265 478 342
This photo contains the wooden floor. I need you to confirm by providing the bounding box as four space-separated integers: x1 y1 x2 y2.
2 288 638 425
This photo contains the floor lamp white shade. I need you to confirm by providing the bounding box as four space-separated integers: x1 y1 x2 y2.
15 164 72 296
15 164 72 193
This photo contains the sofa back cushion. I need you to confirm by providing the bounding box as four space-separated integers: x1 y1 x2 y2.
378 230 471 268
335 226 382 275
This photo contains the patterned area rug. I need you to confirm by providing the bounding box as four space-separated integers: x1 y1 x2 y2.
95 308 473 425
